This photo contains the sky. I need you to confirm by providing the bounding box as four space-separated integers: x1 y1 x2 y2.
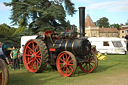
0 0 128 28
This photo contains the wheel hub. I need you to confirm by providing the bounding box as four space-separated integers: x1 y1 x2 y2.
63 61 69 66
63 63 66 66
31 54 35 58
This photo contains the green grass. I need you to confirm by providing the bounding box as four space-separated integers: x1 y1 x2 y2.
9 54 128 85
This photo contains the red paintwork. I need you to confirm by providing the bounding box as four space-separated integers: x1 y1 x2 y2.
56 52 74 77
49 48 55 52
45 31 53 36
23 40 41 72
79 55 95 73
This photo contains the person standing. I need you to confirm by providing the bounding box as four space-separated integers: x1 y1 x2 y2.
0 42 9 64
10 46 20 70
19 45 24 63
19 45 24 68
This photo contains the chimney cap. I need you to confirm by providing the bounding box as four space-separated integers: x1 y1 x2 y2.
79 7 86 9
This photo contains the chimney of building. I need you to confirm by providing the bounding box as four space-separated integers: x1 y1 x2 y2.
79 7 85 37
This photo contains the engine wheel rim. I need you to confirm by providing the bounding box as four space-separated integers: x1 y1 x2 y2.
0 72 2 85
56 51 77 77
79 52 97 73
23 40 41 72
0 58 9 85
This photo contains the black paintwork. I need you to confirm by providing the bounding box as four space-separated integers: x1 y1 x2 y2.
37 7 91 65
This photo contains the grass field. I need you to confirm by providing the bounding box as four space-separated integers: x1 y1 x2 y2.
9 54 128 85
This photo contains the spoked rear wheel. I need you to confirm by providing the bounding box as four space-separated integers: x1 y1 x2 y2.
0 58 9 85
79 51 98 73
23 39 48 73
56 51 77 77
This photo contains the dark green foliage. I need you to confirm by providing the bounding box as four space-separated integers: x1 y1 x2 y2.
13 17 27 36
0 23 31 47
0 23 17 45
12 29 36 47
64 0 76 16
3 0 76 47
0 23 16 38
96 17 109 28
110 23 120 30
4 0 76 32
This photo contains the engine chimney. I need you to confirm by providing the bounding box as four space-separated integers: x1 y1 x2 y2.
79 7 85 37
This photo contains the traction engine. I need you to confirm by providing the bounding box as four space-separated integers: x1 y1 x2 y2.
0 58 9 85
23 7 98 77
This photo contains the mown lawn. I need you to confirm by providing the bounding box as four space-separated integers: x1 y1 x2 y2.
9 54 128 85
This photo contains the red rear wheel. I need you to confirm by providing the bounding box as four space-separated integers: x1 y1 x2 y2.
0 58 9 85
56 51 77 77
23 39 48 73
79 51 98 73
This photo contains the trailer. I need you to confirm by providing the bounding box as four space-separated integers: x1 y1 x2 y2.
20 35 37 50
88 37 127 54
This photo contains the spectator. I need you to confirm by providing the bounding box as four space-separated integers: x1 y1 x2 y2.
10 46 20 70
20 45 24 62
0 42 9 64
19 45 24 67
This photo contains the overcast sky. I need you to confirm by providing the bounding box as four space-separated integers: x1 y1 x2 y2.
0 0 128 28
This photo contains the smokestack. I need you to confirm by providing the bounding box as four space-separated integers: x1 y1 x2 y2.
79 7 85 37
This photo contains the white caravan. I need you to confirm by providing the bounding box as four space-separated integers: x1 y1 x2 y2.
88 37 127 54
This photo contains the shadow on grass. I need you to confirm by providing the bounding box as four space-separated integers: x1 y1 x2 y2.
9 69 61 85
9 63 119 84
94 63 119 73
74 63 119 77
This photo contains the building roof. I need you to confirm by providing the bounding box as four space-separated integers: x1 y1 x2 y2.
121 25 128 28
99 28 119 33
120 27 128 30
120 25 128 30
85 15 96 27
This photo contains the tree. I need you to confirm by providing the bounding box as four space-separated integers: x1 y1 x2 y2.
0 23 16 43
4 0 76 32
125 20 128 25
120 23 124 27
0 23 16 38
13 17 27 36
96 17 109 28
110 23 120 30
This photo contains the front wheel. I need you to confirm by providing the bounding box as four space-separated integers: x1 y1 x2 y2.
79 51 98 73
56 51 77 77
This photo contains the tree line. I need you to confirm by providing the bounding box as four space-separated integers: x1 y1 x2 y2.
0 0 128 46
95 17 128 30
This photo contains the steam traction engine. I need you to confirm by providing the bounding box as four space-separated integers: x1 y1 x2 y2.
0 58 9 85
23 7 98 77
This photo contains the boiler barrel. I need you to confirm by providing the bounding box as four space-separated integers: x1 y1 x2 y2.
53 39 91 56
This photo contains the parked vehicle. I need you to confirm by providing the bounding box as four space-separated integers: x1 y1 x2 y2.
1 43 16 62
20 35 37 49
88 37 127 54
22 7 98 77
